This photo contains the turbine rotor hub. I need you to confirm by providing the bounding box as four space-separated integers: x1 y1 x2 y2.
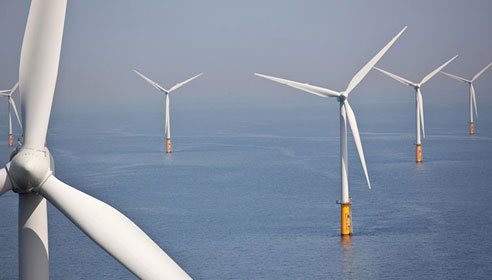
6 147 55 194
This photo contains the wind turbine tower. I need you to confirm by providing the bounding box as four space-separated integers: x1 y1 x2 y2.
374 55 457 163
0 82 22 146
0 1 192 278
255 26 407 235
441 61 492 135
134 70 202 153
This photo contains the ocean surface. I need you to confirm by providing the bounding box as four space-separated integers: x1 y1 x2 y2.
1 92 492 279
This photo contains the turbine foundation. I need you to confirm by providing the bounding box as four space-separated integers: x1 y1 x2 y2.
166 138 171 153
416 144 422 163
340 200 352 235
469 122 474 135
9 134 12 147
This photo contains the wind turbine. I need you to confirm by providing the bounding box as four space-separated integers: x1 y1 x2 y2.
0 1 191 279
134 70 202 153
0 82 23 146
255 26 407 236
373 55 457 163
440 61 492 135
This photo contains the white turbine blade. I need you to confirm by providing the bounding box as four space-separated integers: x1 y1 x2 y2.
419 55 458 85
168 73 203 93
8 81 19 96
19 0 67 150
9 98 23 130
343 100 371 189
39 176 191 280
254 73 340 98
0 168 12 196
133 70 168 93
343 26 407 96
472 61 492 82
471 84 478 118
284 83 331 98
440 71 469 83
6 82 22 130
417 89 425 138
373 67 416 87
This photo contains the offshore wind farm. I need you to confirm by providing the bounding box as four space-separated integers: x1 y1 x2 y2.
1 0 492 279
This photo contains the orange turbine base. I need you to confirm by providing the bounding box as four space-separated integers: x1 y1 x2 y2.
166 138 171 153
416 144 422 163
340 202 352 236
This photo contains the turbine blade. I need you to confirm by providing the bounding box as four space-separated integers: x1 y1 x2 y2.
417 89 425 138
254 73 340 97
19 0 67 150
440 71 470 83
343 101 371 189
133 70 168 93
168 73 203 93
9 97 23 130
283 83 333 98
343 26 407 96
0 168 12 196
8 81 19 96
39 176 191 280
373 67 416 87
472 61 492 82
419 55 458 85
471 84 478 118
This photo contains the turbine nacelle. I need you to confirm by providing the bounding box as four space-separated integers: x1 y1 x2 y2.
6 147 54 193
337 94 347 102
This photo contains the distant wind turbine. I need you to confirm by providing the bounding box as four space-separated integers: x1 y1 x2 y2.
440 61 492 135
374 55 457 163
134 70 202 153
0 82 23 146
255 26 407 236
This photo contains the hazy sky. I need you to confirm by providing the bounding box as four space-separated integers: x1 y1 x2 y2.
1 0 492 112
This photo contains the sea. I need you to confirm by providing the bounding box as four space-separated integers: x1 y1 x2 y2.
1 90 492 279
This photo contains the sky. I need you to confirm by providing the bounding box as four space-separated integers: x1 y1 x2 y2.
0 0 492 113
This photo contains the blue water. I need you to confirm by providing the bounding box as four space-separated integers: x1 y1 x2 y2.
1 93 492 279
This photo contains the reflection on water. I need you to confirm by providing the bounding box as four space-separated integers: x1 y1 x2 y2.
340 235 354 278
340 235 353 252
